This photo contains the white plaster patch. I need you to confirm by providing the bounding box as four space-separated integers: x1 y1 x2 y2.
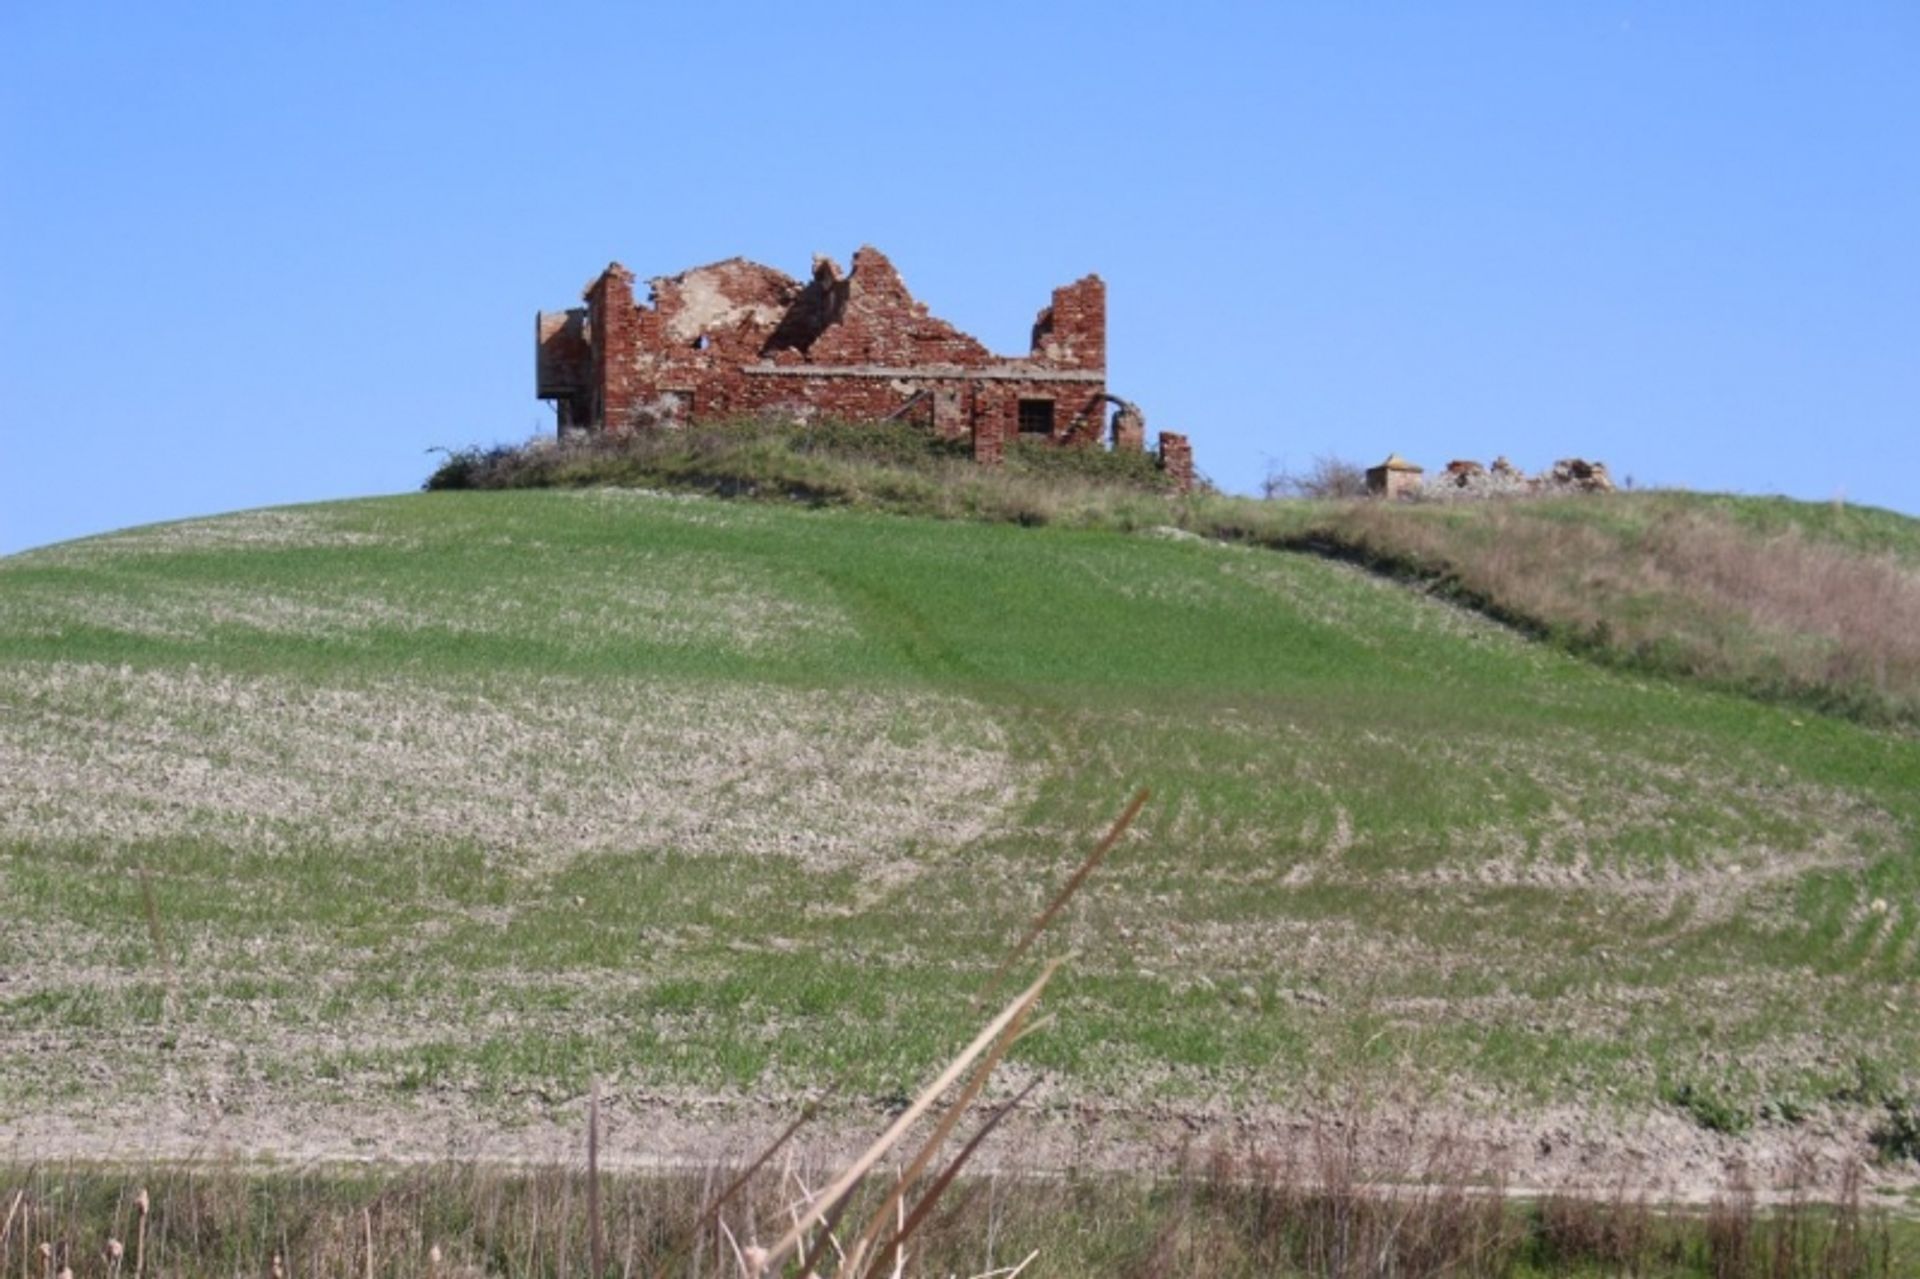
663 269 789 345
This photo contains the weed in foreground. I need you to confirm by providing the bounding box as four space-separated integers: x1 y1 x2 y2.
4 1149 1908 1277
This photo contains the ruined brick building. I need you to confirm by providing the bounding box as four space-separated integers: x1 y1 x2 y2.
536 246 1192 488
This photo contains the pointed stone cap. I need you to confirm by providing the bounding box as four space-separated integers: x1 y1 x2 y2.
1374 453 1424 472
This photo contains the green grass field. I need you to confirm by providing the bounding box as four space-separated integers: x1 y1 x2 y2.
2 489 1917 1188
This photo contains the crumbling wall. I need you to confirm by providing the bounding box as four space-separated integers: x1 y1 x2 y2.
1158 433 1194 494
583 265 642 430
1030 275 1106 373
534 309 591 431
1108 399 1146 452
1412 456 1617 500
1544 458 1614 492
653 259 797 351
802 248 992 368
538 245 1193 485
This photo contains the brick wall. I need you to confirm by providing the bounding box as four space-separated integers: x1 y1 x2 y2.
583 265 641 432
1158 433 1195 494
537 246 1195 482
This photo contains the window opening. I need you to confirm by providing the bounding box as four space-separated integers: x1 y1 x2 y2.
1017 399 1055 436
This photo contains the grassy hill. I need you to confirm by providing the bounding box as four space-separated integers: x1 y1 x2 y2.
435 425 1920 730
3 485 1918 1189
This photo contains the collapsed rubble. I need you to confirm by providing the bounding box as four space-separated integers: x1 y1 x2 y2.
1367 453 1616 500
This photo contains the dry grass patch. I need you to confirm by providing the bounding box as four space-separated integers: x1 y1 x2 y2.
11 508 408 563
0 662 1028 871
1313 499 1920 725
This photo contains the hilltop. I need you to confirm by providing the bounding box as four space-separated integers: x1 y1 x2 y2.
2 481 1917 1198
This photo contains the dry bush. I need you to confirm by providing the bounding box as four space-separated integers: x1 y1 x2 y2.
1263 455 1371 501
1536 1182 1662 1272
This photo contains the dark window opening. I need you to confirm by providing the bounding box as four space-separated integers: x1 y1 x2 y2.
1017 399 1055 436
693 334 710 351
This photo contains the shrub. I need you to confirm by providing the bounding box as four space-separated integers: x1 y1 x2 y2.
424 443 521 491
1004 436 1174 491
1829 1054 1895 1106
1663 1080 1752 1136
424 419 1176 497
1869 1096 1920 1165
781 417 970 467
1262 454 1369 500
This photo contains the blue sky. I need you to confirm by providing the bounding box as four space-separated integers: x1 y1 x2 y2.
4 2 1916 552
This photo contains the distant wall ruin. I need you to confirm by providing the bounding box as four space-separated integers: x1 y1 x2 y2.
1365 454 1616 501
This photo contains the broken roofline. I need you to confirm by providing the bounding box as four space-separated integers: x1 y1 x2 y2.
534 245 1109 428
576 244 1104 367
738 362 1104 382
598 247 1106 307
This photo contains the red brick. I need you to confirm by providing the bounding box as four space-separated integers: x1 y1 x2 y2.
535 246 1196 482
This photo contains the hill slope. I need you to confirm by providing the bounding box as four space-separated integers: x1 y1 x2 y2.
2 491 1917 1185
434 426 1920 729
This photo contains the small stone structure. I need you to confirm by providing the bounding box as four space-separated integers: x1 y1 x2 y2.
536 245 1194 490
1365 454 1425 500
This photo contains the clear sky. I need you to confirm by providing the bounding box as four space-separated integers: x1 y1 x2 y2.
4 3 1916 553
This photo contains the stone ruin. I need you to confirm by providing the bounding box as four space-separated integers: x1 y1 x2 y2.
535 245 1194 491
1368 454 1616 500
